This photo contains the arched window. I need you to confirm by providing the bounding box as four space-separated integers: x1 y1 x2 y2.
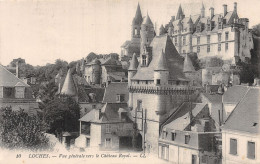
142 55 147 66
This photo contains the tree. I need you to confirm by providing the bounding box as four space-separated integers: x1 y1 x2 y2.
252 24 260 37
0 107 52 151
43 96 80 135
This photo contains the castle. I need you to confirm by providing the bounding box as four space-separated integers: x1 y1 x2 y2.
121 2 254 65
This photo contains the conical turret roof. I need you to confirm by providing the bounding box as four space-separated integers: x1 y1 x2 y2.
133 3 143 25
128 53 139 70
154 50 168 71
188 16 193 24
159 24 166 35
201 2 205 10
183 54 195 73
60 68 77 96
142 13 153 25
176 5 184 20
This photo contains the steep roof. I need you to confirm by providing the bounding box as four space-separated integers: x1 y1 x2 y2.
183 54 195 72
164 103 208 131
128 53 139 70
102 82 129 103
222 87 260 134
132 3 143 25
0 64 29 87
60 69 77 96
201 93 222 104
132 35 187 81
142 14 153 25
176 5 184 20
223 85 249 103
154 50 168 71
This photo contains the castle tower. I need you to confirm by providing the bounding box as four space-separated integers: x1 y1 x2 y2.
201 3 205 18
128 53 139 86
176 5 185 20
140 12 155 54
132 3 143 40
183 54 195 73
60 68 78 101
154 50 169 86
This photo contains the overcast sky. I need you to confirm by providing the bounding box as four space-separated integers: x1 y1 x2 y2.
0 0 259 66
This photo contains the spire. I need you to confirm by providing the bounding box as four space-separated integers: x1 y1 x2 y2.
133 3 143 25
159 24 166 35
201 2 205 10
176 4 184 20
183 54 195 73
154 50 168 71
201 2 205 18
60 68 77 96
128 53 139 71
188 16 193 24
142 12 153 25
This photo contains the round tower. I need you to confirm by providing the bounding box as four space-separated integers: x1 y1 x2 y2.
187 16 193 53
128 53 139 85
153 50 169 86
140 13 155 54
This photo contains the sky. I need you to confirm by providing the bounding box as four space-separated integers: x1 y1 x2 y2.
0 0 259 66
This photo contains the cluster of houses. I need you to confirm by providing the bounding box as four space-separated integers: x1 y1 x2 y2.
0 2 259 164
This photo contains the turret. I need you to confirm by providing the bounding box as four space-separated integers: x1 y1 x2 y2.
154 50 169 86
223 4 227 17
140 12 155 54
183 54 195 73
132 3 143 38
128 53 139 85
201 3 205 18
187 16 193 32
167 22 174 36
60 68 77 97
234 2 237 13
159 24 166 36
209 7 214 20
176 5 185 20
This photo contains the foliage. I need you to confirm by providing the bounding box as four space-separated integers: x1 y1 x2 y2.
9 58 26 67
252 24 260 37
43 96 80 134
0 107 52 151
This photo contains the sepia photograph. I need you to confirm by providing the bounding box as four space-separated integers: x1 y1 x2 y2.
0 0 260 163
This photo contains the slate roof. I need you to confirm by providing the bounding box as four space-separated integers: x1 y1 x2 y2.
223 85 249 103
102 82 129 103
132 3 143 25
164 103 208 131
60 69 77 96
128 53 139 71
142 14 153 25
176 5 184 20
154 50 168 71
83 87 105 103
121 40 131 48
183 54 195 72
0 64 29 87
201 93 222 104
222 87 260 134
132 35 187 81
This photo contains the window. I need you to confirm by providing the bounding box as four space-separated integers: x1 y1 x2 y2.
4 87 13 98
105 138 112 148
137 80 140 84
225 43 228 50
247 141 255 159
156 79 161 85
197 46 200 53
192 155 197 164
218 44 221 51
137 100 142 111
142 55 147 66
171 132 176 141
201 155 207 164
86 138 90 147
225 32 229 40
207 23 211 31
207 35 210 44
145 81 148 84
218 33 221 42
185 135 190 144
116 94 125 102
105 124 111 133
207 45 210 52
134 28 137 35
197 37 200 44
0 87 3 98
218 22 222 29
162 131 168 139
183 36 186 45
161 145 169 160
230 138 237 155
15 87 25 98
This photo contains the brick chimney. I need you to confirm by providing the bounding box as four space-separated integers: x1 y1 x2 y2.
223 4 227 17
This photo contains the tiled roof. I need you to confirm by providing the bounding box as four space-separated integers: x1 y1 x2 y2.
0 64 29 87
101 58 121 66
164 103 208 131
107 72 126 81
222 87 260 134
223 85 249 103
102 82 129 103
201 93 222 104
60 69 77 96
183 54 195 72
128 53 139 71
132 35 186 81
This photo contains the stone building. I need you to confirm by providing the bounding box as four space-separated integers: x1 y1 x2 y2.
158 103 221 163
0 64 40 115
128 34 196 155
222 86 260 164
164 3 254 64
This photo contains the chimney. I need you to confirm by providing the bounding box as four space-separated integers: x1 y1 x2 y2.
223 4 227 17
209 7 214 19
16 61 19 78
234 2 237 13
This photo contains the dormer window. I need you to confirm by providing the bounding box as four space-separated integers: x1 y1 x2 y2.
15 87 25 98
116 94 125 103
185 134 190 144
142 55 147 66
